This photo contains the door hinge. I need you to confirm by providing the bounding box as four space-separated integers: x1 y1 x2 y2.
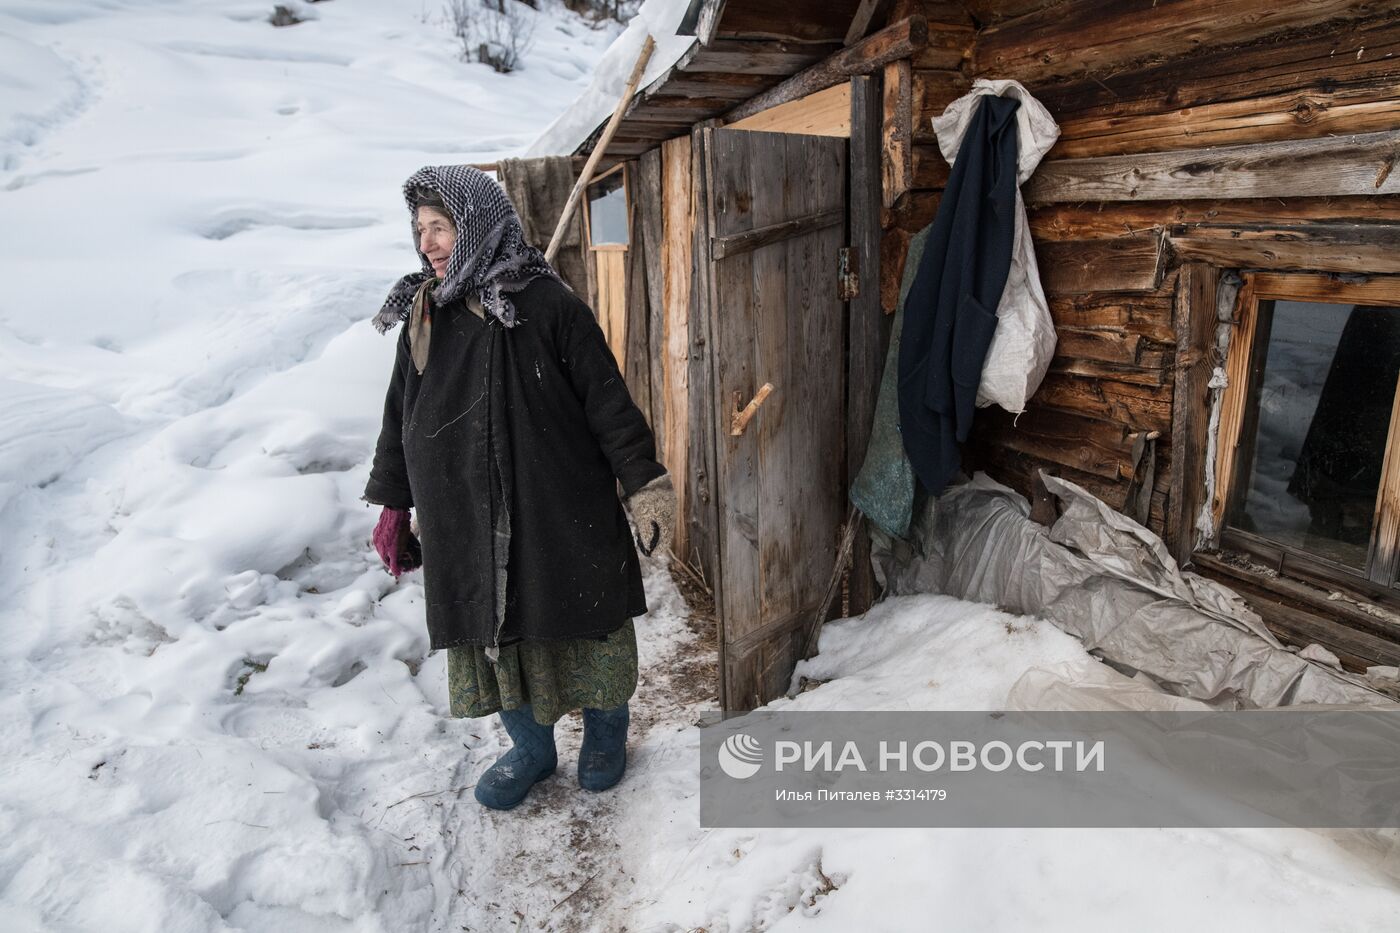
838 247 860 301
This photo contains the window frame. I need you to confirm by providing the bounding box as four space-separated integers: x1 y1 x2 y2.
1210 271 1400 600
583 161 630 251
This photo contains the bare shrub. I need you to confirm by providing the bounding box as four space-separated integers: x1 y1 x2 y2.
445 0 537 73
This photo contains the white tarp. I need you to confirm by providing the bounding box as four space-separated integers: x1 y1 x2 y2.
870 472 1390 709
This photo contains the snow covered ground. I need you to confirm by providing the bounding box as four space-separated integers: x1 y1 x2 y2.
3 1 1399 931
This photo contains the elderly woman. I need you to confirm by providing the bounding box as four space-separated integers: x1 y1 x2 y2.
362 165 675 811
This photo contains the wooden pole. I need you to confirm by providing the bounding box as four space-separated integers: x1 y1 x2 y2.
545 35 656 264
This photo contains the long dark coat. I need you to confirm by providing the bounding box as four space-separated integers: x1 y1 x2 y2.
898 93 1021 498
363 276 666 650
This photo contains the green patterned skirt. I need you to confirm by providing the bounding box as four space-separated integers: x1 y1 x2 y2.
446 619 639 726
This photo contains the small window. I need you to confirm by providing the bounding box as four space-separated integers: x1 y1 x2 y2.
586 167 629 247
1216 273 1400 590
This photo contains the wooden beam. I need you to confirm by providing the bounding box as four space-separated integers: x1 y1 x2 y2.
1030 197 1400 242
960 0 1061 25
660 135 695 571
727 83 851 137
1043 13 1400 112
1210 272 1258 541
1166 263 1218 564
979 405 1154 482
683 38 834 76
844 0 891 45
710 206 843 259
1026 129 1400 204
973 0 1388 85
1046 85 1400 161
715 2 856 44
721 16 929 123
1038 234 1167 294
1194 552 1400 671
1167 223 1400 274
882 60 914 209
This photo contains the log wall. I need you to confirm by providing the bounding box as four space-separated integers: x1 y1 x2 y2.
879 0 1400 560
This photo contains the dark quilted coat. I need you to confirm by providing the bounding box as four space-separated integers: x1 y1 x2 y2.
363 276 666 650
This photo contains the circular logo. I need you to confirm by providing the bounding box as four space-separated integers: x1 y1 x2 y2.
717 733 763 779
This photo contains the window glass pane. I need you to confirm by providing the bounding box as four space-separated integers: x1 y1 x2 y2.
1234 300 1400 570
587 172 628 246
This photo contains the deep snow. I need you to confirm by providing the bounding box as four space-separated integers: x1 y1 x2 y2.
3 1 1399 931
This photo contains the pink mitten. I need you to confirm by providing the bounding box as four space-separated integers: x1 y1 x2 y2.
372 507 420 576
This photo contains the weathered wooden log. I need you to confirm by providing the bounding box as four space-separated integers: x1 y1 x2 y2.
1166 222 1400 274
1048 293 1176 342
973 0 1389 85
882 59 914 209
1035 13 1400 129
1031 196 1400 241
1026 129 1400 204
1033 372 1175 434
978 405 1147 481
1048 88 1400 160
684 38 834 76
1165 262 1217 565
721 16 929 124
1037 234 1167 295
911 69 970 143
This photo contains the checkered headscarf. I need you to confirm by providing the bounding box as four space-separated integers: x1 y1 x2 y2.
372 164 560 333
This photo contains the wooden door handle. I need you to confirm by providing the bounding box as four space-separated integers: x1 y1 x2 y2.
731 383 774 436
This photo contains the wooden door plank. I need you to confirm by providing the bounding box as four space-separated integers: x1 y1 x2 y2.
847 73 885 617
690 123 725 704
705 129 763 673
636 149 667 454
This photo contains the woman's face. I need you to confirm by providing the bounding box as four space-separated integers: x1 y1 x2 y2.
415 206 456 277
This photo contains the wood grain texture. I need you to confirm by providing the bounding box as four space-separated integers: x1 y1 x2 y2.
659 137 694 566
688 124 723 609
624 171 653 435
704 127 847 711
1026 130 1400 204
1166 262 1218 565
711 206 844 258
636 149 668 460
1037 234 1167 294
847 74 884 616
882 58 914 209
722 16 928 124
1030 197 1400 240
593 248 627 365
972 0 1390 85
1166 222 1400 273
728 82 852 137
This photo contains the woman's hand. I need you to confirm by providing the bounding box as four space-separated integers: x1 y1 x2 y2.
372 506 422 576
625 474 676 558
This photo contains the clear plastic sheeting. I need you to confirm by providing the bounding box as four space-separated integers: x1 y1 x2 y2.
870 472 1391 709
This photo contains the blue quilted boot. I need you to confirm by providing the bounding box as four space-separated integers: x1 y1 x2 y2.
578 702 629 792
474 704 558 810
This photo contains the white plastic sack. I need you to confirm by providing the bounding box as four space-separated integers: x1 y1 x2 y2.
932 79 1060 414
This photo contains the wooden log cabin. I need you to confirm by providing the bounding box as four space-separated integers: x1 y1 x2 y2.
549 0 1400 711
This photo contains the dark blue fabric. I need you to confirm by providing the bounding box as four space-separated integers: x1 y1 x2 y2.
897 94 1021 498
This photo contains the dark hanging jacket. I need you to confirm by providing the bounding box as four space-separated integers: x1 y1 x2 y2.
363 276 666 651
897 93 1021 497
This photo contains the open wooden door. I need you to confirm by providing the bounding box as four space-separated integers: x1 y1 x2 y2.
700 126 849 712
